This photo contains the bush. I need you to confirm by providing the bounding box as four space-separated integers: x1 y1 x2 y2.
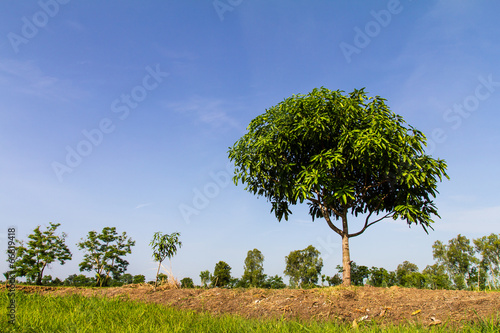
133 275 146 284
180 277 194 288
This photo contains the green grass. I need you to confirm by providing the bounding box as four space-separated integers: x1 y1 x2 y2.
0 291 498 332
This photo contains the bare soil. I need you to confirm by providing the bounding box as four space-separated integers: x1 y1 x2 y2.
9 284 500 327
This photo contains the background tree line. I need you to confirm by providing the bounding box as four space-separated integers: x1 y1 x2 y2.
5 223 499 290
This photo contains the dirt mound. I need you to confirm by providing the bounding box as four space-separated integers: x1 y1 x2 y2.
4 284 58 293
13 284 500 327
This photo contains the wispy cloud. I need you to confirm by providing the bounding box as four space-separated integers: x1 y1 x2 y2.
64 19 86 32
0 59 86 102
135 202 154 209
164 96 243 132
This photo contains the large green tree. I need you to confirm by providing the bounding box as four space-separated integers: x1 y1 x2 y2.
212 261 232 287
77 227 135 287
9 222 72 285
432 234 477 289
241 248 266 288
473 233 500 289
284 245 323 288
228 87 448 285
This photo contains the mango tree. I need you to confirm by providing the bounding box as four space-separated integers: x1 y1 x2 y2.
228 87 448 285
150 231 182 288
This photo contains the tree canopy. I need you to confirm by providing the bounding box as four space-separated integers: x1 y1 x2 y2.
77 227 135 287
212 261 232 287
241 248 266 288
9 222 72 285
284 245 323 288
228 87 448 285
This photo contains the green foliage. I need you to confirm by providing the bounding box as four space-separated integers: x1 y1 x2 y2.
150 231 182 288
284 245 323 288
181 277 194 288
336 262 369 286
40 275 63 286
241 248 266 288
396 261 420 287
156 273 169 284
212 261 232 287
474 233 500 289
228 87 448 285
133 274 146 284
77 227 135 287
368 267 391 287
433 235 477 290
321 274 342 286
119 273 133 285
8 222 72 285
263 275 287 289
228 277 242 288
63 274 94 287
423 264 452 290
199 270 211 288
351 263 369 286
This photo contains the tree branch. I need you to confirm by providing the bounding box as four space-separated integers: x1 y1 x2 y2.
313 189 343 235
320 204 343 236
349 211 393 238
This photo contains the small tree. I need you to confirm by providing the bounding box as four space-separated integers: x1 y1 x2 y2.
263 275 287 289
41 275 53 285
395 261 420 287
321 274 342 287
181 277 194 288
241 249 266 288
77 227 135 287
120 273 133 285
336 262 369 286
212 261 232 287
200 270 211 288
64 274 94 287
368 267 390 287
423 264 452 290
351 262 369 286
133 274 146 284
228 87 449 286
284 245 323 288
9 222 72 285
150 231 182 288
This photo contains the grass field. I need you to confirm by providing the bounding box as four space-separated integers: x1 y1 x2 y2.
1 291 499 332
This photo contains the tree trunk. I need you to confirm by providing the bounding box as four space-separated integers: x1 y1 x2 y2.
36 262 47 286
342 233 351 286
155 262 162 288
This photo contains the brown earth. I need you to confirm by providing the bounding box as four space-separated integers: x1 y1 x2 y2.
8 284 500 327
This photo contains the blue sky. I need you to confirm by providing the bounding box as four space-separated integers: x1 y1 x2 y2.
1 0 499 284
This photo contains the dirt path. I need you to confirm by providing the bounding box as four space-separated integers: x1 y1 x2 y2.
10 284 500 327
